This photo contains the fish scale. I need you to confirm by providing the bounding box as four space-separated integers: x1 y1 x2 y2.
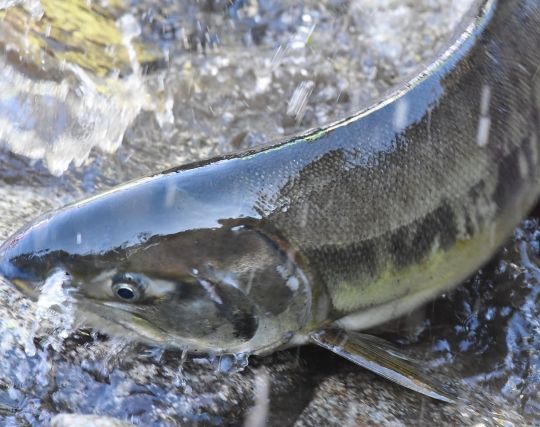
268 0 540 318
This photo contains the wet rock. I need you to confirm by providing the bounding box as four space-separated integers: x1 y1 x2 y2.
294 372 525 426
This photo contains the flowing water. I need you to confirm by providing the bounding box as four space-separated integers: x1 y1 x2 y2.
0 0 538 425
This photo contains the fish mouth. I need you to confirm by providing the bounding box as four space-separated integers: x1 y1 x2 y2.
0 242 41 300
9 278 41 299
73 297 259 354
74 297 174 346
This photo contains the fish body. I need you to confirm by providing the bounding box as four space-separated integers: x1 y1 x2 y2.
0 0 539 399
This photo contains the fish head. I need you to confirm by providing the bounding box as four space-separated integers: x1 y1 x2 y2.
0 176 311 355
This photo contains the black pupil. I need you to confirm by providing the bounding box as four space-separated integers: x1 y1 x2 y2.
117 286 135 300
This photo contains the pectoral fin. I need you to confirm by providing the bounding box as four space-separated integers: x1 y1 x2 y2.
310 329 457 403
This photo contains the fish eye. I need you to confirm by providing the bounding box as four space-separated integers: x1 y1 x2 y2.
111 273 144 302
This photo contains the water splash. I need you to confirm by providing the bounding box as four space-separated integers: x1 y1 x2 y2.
194 352 251 375
0 1 170 176
24 269 75 356
219 352 250 374
0 58 150 175
173 350 189 388
287 81 315 123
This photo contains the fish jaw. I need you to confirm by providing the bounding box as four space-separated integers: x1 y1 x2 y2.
73 298 180 348
0 238 42 300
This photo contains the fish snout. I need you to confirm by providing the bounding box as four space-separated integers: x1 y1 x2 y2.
0 240 18 279
0 240 42 298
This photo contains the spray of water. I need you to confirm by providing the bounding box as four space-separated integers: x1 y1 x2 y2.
24 269 75 356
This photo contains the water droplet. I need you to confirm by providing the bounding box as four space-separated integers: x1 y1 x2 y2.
287 81 314 123
216 352 250 374
479 84 491 116
393 98 409 131
174 350 188 388
476 116 491 147
476 85 492 147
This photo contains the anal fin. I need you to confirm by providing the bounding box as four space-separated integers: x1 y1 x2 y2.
310 329 458 403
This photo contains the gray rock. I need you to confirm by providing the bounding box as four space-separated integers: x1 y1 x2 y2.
294 372 524 426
